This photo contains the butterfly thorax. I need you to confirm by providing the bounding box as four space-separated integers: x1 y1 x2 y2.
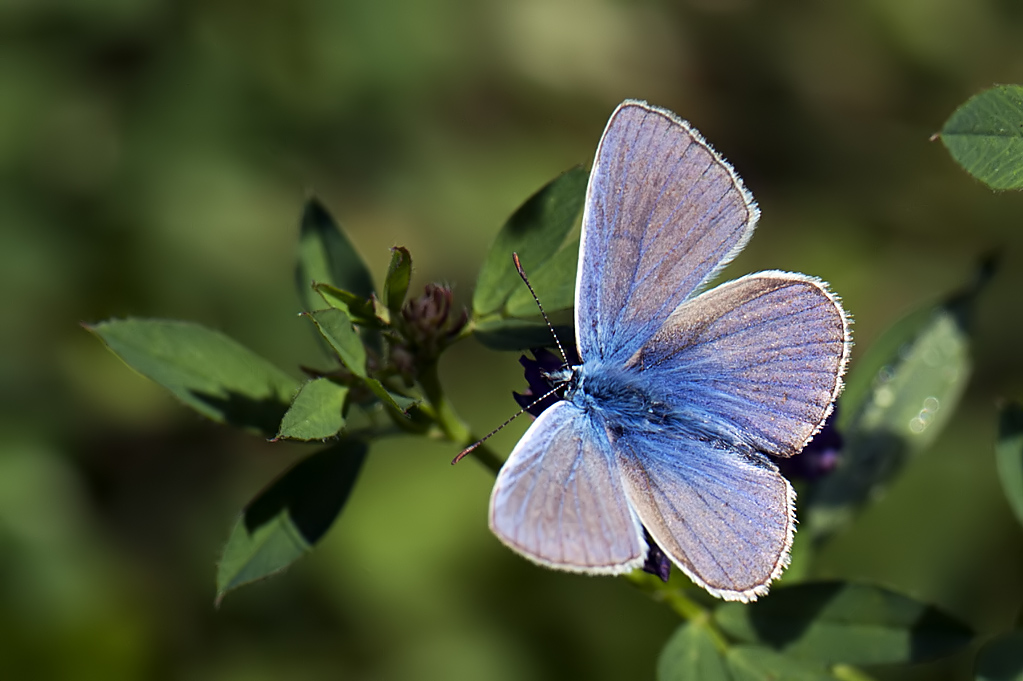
567 362 679 436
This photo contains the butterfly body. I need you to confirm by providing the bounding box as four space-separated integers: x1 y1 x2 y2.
568 363 678 436
488 100 850 602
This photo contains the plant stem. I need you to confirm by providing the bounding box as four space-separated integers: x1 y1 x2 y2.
419 360 469 440
419 360 504 474
622 571 731 651
623 571 705 620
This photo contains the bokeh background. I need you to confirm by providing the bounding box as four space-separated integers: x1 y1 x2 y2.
4 0 1023 679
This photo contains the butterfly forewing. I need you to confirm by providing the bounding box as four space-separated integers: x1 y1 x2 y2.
576 100 759 364
489 402 647 573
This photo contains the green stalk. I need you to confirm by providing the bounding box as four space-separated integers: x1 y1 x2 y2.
622 571 730 650
419 360 504 474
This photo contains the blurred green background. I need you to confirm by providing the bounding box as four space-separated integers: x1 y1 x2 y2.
4 0 1023 678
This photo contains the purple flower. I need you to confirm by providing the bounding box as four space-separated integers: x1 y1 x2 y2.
641 532 671 582
401 284 468 348
391 284 468 382
513 347 580 417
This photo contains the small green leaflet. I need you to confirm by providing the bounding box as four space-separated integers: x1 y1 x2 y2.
296 197 376 312
216 439 368 605
274 378 349 441
305 308 416 415
307 308 368 375
313 282 385 327
384 246 412 315
940 85 1023 190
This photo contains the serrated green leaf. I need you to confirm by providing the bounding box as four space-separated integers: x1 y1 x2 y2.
216 440 368 604
296 197 376 312
473 167 587 317
86 319 297 436
306 308 368 376
313 282 386 327
274 378 349 441
996 402 1023 527
940 85 1023 190
976 630 1023 681
806 256 995 540
657 621 729 681
384 246 412 314
714 582 974 666
726 646 835 681
504 239 579 318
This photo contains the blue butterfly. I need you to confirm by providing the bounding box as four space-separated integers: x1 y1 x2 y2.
489 100 851 602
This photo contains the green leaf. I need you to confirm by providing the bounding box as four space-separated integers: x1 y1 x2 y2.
296 197 376 312
362 378 418 415
657 621 730 681
384 246 412 314
305 308 416 415
806 256 996 540
996 402 1023 527
215 439 368 604
471 312 575 351
274 378 349 441
714 582 974 666
976 630 1023 681
313 282 386 327
806 308 969 537
726 646 835 681
306 308 368 376
504 238 579 318
86 319 298 436
831 666 878 681
473 167 587 317
940 85 1023 190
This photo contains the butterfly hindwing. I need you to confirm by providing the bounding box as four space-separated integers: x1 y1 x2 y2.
489 401 647 573
576 100 759 364
616 430 793 602
629 271 850 457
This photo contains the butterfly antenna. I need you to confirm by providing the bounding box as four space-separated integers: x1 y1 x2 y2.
451 383 563 465
512 252 570 367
